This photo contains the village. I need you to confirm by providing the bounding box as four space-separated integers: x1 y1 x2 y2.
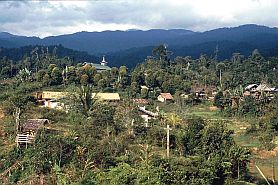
1 45 278 184
2 0 278 183
14 56 278 151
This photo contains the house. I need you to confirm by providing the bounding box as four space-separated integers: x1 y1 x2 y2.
35 91 67 102
16 119 49 147
22 119 49 134
157 93 173 103
138 106 158 127
44 99 64 109
191 85 217 100
92 93 120 102
256 84 277 99
244 83 277 99
256 84 273 92
194 88 207 99
245 84 258 92
35 91 68 109
36 91 67 100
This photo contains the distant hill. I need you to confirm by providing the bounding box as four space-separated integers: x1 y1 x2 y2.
1 24 278 68
0 29 194 54
106 39 278 69
0 45 99 63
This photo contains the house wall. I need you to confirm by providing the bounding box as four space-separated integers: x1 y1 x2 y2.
44 101 63 109
141 115 151 127
157 95 165 102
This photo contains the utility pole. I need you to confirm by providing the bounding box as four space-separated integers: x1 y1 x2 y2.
272 156 276 185
15 107 21 134
219 69 222 88
164 124 172 157
256 165 271 185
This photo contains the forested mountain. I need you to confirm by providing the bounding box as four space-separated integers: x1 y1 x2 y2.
0 29 194 53
2 24 278 68
0 45 98 63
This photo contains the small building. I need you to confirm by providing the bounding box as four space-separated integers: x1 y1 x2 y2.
16 119 49 147
22 119 49 134
194 88 206 99
92 93 120 102
157 93 173 103
191 85 217 100
138 106 158 127
244 83 277 99
44 99 64 109
38 91 68 100
35 91 67 109
245 84 258 92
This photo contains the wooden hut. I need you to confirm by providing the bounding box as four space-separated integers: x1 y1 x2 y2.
15 119 49 147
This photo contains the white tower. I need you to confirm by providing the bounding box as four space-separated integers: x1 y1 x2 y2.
100 56 108 66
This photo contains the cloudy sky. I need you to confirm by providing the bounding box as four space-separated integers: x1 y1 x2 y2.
0 0 277 38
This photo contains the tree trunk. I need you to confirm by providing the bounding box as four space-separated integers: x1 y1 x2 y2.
15 107 21 134
237 161 240 180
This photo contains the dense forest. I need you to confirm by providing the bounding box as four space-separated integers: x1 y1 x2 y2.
1 44 278 184
3 24 278 69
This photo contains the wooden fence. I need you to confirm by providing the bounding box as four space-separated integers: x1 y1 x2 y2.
15 134 36 147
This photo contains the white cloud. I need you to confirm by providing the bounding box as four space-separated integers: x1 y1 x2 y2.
0 0 277 37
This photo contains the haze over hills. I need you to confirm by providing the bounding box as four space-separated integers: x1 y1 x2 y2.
1 24 278 68
0 29 195 54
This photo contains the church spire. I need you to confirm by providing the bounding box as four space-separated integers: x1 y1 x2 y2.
100 56 108 66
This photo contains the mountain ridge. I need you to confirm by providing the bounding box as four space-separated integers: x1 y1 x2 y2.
1 24 278 68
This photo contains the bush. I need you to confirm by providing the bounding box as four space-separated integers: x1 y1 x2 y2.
40 108 67 122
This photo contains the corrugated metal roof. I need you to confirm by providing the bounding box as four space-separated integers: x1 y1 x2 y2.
42 91 67 99
160 93 173 100
256 84 272 91
92 93 120 101
90 63 111 70
245 84 258 91
139 107 158 117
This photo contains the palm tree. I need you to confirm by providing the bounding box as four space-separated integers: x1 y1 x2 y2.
68 84 96 116
166 113 182 128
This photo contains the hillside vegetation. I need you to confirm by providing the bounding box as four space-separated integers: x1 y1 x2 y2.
1 45 278 184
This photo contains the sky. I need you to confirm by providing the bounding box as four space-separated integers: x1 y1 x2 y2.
0 0 278 38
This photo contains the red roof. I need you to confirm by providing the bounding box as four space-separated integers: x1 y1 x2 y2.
160 93 173 100
132 98 149 104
